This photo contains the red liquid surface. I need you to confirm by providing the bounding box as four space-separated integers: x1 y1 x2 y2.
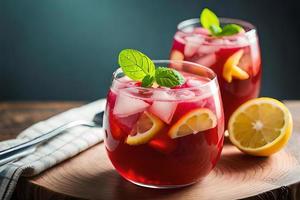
170 28 262 126
104 75 224 186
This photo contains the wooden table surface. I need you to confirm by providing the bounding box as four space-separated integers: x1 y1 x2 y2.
1 101 300 200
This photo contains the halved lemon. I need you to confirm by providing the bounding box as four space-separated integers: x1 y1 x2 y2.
126 111 165 145
168 108 217 139
223 49 249 83
228 97 293 156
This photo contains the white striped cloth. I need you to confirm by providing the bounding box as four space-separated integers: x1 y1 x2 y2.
0 99 106 200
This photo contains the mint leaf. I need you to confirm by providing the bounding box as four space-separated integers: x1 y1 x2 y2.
118 49 185 88
118 49 155 81
142 75 154 87
209 24 222 35
200 8 245 37
155 67 185 87
200 8 220 31
217 24 244 36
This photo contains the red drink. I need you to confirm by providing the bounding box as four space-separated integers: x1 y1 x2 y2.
170 18 262 126
104 61 224 188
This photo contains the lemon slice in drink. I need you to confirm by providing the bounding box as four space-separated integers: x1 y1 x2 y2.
168 108 217 139
126 112 165 145
170 50 184 61
228 97 293 156
170 50 184 69
223 49 249 83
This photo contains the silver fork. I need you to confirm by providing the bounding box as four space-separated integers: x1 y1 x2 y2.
0 111 104 166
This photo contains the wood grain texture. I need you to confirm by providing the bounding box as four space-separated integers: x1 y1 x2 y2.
1 101 300 200
0 102 84 140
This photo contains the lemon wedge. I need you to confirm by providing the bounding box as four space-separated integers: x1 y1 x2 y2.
170 50 185 69
223 49 249 83
170 50 184 61
126 111 165 145
228 97 293 156
168 108 217 139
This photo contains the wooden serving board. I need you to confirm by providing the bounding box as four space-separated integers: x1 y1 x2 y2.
2 101 300 200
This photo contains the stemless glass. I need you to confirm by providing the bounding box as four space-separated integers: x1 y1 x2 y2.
170 18 262 126
104 60 224 188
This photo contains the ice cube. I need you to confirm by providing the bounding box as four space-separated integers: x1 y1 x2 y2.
187 79 207 87
194 53 217 67
113 92 150 117
194 27 210 36
174 90 195 100
149 101 177 124
149 91 177 124
152 90 172 100
116 113 141 133
235 37 248 47
223 39 235 46
185 35 204 44
184 44 198 58
250 44 261 76
238 51 252 72
135 88 153 99
182 26 194 33
189 78 212 96
197 45 220 55
174 33 186 44
184 36 204 57
211 39 224 45
112 76 137 90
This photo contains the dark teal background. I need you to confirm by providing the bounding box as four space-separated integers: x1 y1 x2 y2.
1 0 300 100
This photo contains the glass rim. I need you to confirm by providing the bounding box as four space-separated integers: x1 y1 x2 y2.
112 60 218 96
177 17 257 36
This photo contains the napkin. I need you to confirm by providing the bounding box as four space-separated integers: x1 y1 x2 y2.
0 99 106 200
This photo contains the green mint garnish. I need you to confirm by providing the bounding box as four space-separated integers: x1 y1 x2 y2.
118 49 184 88
209 24 222 35
200 8 244 37
200 8 220 30
216 24 243 36
118 49 155 81
155 67 185 88
142 75 155 87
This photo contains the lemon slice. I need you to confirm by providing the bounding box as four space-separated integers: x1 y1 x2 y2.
170 50 184 69
126 111 165 145
168 108 217 139
228 97 293 156
223 49 249 83
170 50 184 61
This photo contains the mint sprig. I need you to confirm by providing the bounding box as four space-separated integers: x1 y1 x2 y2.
200 8 244 37
118 49 155 81
200 8 220 30
216 24 244 36
209 24 222 36
141 75 155 87
118 49 185 88
155 67 184 87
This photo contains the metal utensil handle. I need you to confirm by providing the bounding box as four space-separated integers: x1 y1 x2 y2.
0 146 36 166
0 120 96 162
